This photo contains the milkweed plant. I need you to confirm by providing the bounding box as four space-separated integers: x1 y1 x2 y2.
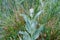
19 8 44 40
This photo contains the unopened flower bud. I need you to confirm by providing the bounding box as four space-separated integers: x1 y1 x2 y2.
29 8 34 17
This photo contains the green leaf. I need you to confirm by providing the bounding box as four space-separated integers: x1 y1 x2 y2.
20 14 32 33
34 10 43 20
19 31 31 40
32 25 44 39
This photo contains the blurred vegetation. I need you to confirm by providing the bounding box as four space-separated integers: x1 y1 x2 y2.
0 0 60 40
